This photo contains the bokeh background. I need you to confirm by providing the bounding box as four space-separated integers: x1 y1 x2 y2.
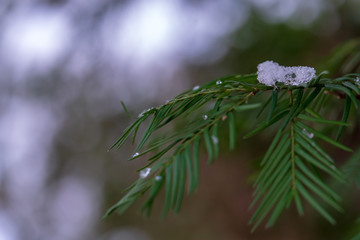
1 0 360 239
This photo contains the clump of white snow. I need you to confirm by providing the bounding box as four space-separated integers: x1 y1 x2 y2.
257 61 316 86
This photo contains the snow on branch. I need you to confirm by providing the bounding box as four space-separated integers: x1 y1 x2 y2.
257 61 316 86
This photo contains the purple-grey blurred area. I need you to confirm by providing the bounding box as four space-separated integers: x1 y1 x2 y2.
0 0 359 239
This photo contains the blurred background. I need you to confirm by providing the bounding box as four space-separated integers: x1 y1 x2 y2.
0 0 360 239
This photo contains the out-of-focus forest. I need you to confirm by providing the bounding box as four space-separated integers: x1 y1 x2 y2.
0 0 359 239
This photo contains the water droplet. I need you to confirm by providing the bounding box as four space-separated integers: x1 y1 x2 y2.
193 85 200 91
211 135 218 144
302 129 314 139
203 115 208 120
139 168 151 178
216 80 222 85
331 165 336 170
155 175 162 181
132 152 140 158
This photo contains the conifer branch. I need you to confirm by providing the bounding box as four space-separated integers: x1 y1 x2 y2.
104 53 360 231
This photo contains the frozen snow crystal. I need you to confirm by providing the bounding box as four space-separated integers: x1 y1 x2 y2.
138 107 154 118
155 175 163 181
302 129 314 139
257 61 316 86
138 111 146 118
139 168 151 178
211 135 219 144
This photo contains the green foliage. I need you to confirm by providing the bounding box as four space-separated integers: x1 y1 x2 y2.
104 41 360 232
